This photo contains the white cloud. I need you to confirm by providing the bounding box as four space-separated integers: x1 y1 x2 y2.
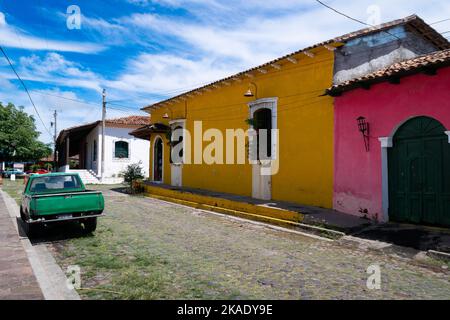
11 52 103 92
106 53 237 94
0 12 6 26
0 11 105 53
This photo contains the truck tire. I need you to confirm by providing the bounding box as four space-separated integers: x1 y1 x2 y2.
82 217 97 234
20 207 39 239
24 222 40 239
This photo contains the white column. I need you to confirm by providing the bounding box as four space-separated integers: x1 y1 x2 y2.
445 131 450 143
378 137 393 222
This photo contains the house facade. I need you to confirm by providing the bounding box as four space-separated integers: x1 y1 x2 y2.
328 50 450 227
56 116 150 184
132 15 448 213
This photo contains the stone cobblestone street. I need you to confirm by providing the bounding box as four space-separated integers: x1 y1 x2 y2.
42 185 448 300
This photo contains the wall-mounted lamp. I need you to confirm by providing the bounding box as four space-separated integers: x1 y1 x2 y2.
357 116 369 152
162 113 170 119
244 82 258 99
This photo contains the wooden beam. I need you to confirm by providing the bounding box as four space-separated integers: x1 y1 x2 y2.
324 44 336 51
422 66 437 76
360 82 371 90
303 51 315 58
270 63 281 70
258 68 268 74
244 73 254 78
286 57 298 64
388 76 401 84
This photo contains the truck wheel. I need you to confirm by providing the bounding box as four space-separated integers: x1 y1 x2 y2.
24 222 40 239
82 218 97 234
20 206 26 221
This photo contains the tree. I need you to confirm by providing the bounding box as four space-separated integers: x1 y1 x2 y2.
0 102 52 162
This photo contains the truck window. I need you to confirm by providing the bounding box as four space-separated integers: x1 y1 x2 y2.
29 175 81 192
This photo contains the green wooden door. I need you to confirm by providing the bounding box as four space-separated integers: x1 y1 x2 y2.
388 116 450 227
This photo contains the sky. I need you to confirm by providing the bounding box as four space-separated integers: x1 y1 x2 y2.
0 0 449 144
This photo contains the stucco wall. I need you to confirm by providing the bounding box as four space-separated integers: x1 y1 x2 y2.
334 25 437 85
334 67 450 220
103 126 150 178
85 125 149 179
148 47 335 208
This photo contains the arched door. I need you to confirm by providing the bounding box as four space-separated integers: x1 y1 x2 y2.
153 137 163 182
388 116 450 227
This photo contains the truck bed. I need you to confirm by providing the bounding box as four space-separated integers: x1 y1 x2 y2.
30 190 104 216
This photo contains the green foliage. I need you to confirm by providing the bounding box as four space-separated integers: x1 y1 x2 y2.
121 162 145 189
43 163 52 171
30 164 41 172
0 102 52 162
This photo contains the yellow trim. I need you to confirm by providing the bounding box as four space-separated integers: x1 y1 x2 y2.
142 184 304 223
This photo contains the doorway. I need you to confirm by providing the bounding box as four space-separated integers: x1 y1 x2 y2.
388 116 450 227
153 137 163 183
248 98 277 201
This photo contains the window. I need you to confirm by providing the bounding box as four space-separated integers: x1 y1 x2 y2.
253 108 272 160
93 140 97 161
114 141 129 159
29 175 81 192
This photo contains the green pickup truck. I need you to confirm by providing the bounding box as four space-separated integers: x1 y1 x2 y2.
20 173 104 237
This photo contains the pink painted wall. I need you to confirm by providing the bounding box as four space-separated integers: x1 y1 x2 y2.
334 66 450 221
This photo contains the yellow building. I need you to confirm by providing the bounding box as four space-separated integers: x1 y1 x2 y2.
134 44 335 209
131 16 445 210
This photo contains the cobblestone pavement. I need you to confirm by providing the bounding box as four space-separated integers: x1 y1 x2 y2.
0 196 43 300
48 186 449 300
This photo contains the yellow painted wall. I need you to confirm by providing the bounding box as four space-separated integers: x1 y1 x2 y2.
147 47 334 208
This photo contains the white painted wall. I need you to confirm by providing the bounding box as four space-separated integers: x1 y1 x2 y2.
85 124 149 181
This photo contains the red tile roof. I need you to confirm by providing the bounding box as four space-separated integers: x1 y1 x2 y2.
143 15 449 110
326 49 450 95
106 116 150 126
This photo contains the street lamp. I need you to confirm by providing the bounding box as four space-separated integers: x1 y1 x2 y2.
357 116 370 152
244 82 258 99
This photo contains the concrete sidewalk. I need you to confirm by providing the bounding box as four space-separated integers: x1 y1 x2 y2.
141 182 371 233
0 196 43 299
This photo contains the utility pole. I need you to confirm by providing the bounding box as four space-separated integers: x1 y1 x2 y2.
101 89 106 182
53 110 57 172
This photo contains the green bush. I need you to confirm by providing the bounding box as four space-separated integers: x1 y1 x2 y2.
121 162 145 193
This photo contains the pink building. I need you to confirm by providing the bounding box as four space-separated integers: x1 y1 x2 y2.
328 50 450 227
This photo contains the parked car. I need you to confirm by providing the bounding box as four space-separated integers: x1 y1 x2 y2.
2 169 25 178
20 173 104 238
25 169 49 175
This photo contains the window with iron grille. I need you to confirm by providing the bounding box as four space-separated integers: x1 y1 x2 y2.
114 141 129 159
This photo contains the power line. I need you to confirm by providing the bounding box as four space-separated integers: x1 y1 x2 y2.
30 90 143 113
314 0 371 27
430 18 450 25
0 46 53 138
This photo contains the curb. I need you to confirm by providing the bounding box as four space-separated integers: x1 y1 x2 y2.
144 192 344 240
427 250 450 262
0 190 80 300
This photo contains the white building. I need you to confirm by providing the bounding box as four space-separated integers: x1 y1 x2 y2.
56 116 150 184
